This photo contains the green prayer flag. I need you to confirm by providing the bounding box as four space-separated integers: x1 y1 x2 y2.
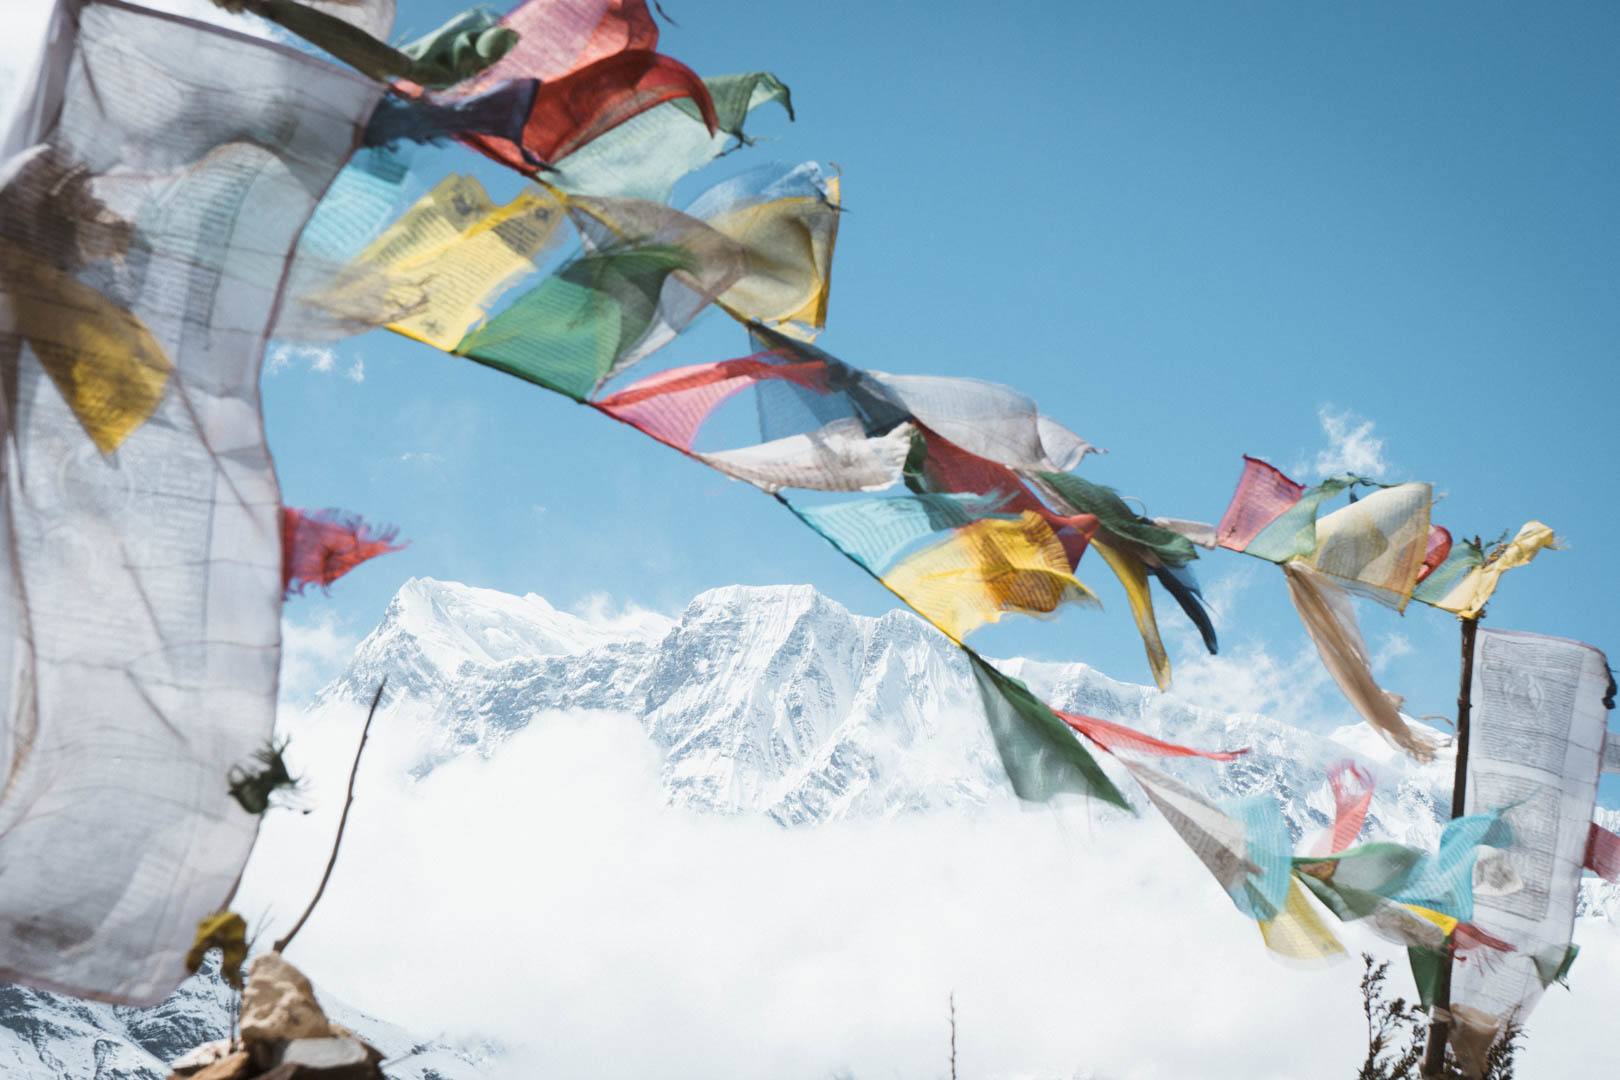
966 650 1130 810
455 245 695 400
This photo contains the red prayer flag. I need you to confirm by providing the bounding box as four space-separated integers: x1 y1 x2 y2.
1586 821 1620 881
1216 455 1304 552
1057 710 1248 762
280 507 404 596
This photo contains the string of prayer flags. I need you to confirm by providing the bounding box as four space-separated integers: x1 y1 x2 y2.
280 508 405 596
1412 521 1558 620
1217 457 1449 761
0 0 381 1005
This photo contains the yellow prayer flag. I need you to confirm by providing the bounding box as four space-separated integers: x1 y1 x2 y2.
1427 521 1557 619
710 175 840 340
311 175 566 351
881 511 1097 642
3 251 171 454
1258 879 1346 962
1091 536 1172 691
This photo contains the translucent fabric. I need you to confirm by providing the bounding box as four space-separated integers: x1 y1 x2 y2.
1307 761 1375 857
1450 629 1613 1071
361 79 539 156
687 162 840 341
1119 760 1285 919
863 370 1096 473
694 419 913 494
905 425 1100 553
1033 471 1197 567
1056 710 1247 761
595 355 832 449
456 240 722 400
1282 563 1444 762
966 651 1128 808
313 175 567 350
457 0 659 88
338 168 837 401
1089 536 1173 690
1304 481 1432 611
549 72 794 202
566 178 819 367
477 49 717 168
793 491 1014 574
1215 455 1360 562
0 0 378 1004
1258 879 1349 961
1029 468 1220 689
881 512 1099 643
438 0 717 173
1215 455 1306 550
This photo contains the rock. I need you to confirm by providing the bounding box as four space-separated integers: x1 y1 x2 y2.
239 953 334 1048
256 1043 387 1080
168 1048 251 1080
283 1029 377 1075
170 1039 234 1075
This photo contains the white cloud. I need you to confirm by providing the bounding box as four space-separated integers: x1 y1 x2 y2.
235 708 1620 1080
267 343 364 382
278 611 360 705
1311 407 1389 479
399 451 445 465
570 592 673 637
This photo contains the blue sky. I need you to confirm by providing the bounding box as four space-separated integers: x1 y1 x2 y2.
263 0 1619 786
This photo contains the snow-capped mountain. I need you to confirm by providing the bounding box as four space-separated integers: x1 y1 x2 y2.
322 577 1458 839
5 576 1613 1079
319 578 1617 913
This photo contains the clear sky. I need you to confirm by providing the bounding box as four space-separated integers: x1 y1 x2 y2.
254 0 1620 793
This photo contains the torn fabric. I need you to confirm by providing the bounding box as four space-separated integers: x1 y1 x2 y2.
280 507 404 595
1282 562 1444 762
0 0 378 1004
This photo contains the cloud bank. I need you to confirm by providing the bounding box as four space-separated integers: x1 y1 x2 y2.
238 707 1619 1080
1312 407 1389 479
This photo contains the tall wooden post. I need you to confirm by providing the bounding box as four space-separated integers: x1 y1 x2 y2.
1421 613 1480 1077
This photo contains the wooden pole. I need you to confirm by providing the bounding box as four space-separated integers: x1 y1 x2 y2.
1420 614 1480 1077
273 678 386 955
